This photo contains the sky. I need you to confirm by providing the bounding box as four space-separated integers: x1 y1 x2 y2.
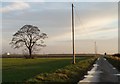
0 0 119 54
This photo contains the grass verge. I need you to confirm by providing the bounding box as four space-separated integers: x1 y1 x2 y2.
106 56 120 71
27 57 97 84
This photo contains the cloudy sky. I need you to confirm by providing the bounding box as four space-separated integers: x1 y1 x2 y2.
1 1 118 54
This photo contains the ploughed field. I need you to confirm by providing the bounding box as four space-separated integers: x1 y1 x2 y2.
2 56 96 83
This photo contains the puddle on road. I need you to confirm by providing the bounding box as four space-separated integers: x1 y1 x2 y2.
97 58 99 60
113 74 120 76
78 57 120 83
88 71 103 74
113 67 116 69
104 58 106 60
78 59 102 83
93 64 99 67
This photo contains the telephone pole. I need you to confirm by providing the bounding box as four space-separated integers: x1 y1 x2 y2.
72 4 75 64
95 41 97 56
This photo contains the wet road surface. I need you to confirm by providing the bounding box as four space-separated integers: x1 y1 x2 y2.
78 57 120 84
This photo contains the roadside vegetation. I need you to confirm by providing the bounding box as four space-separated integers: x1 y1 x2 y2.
105 56 120 71
2 57 91 82
27 57 97 83
112 53 120 58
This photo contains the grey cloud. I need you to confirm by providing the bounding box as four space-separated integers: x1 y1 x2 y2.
1 2 30 13
3 2 117 32
2 6 72 37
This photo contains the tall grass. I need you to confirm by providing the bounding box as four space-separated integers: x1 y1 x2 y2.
27 57 96 83
106 56 120 71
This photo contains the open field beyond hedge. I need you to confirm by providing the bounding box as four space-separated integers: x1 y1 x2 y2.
2 57 94 82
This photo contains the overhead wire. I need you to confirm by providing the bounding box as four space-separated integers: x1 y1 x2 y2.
74 6 87 34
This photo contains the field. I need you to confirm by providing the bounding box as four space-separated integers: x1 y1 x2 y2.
28 57 96 83
2 57 92 82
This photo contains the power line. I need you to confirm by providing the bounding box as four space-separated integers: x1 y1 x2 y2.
74 7 87 34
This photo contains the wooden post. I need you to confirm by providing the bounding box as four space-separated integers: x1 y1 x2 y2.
72 4 75 64
95 41 97 56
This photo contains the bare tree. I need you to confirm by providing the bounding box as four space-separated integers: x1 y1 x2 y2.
10 25 48 58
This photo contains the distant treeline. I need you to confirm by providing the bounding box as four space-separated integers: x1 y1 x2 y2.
1 54 101 58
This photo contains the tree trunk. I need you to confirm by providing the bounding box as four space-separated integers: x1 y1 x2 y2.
29 48 32 59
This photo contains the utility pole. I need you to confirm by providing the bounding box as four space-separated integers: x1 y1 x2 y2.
95 41 97 56
72 4 75 64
